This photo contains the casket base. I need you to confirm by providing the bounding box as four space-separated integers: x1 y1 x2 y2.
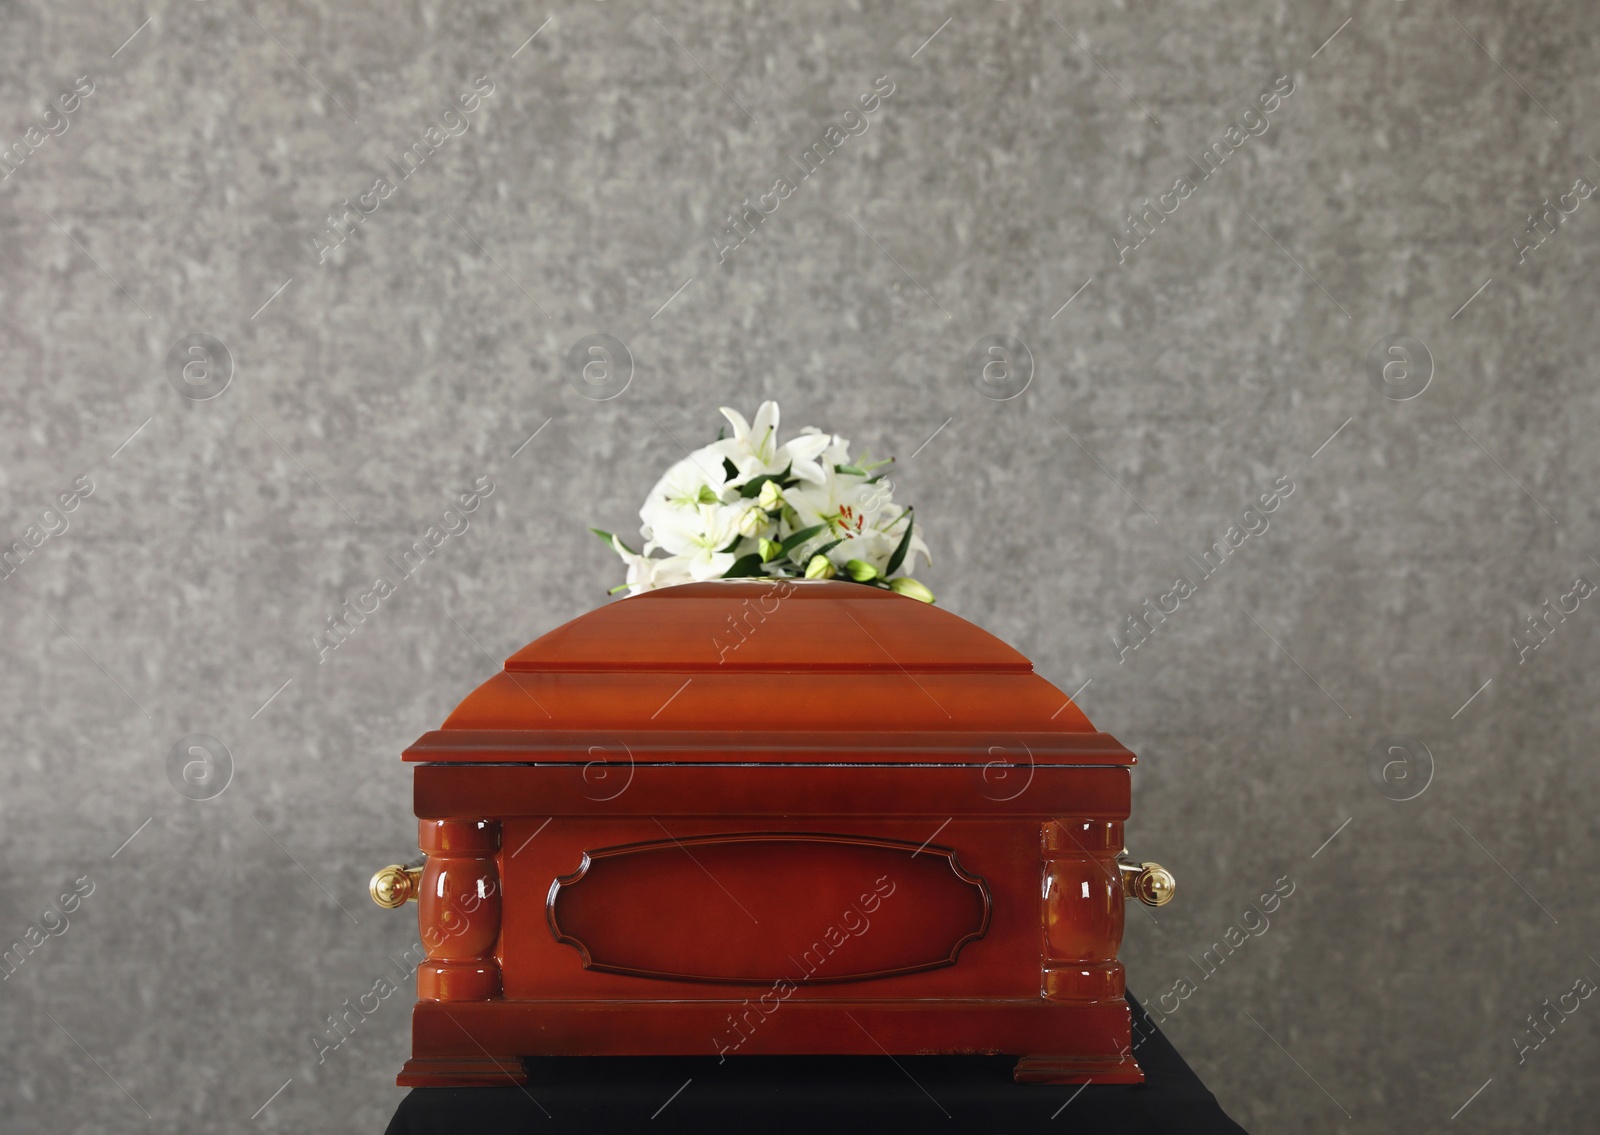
398 1056 528 1088
401 998 1140 1087
1013 1053 1144 1084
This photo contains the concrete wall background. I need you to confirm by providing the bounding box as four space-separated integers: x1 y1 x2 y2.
2 1 1597 1131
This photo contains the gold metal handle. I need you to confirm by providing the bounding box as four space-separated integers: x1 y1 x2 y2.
370 861 424 909
1119 859 1176 907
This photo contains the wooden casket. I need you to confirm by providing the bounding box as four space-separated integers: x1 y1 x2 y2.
370 580 1173 1086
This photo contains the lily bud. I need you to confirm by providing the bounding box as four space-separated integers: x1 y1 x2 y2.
889 577 935 603
697 485 720 505
805 554 836 580
757 479 783 510
758 538 780 562
844 559 878 582
738 506 765 537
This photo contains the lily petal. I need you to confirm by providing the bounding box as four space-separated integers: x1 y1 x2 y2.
718 405 752 441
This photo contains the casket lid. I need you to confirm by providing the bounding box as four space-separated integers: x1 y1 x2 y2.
404 581 1131 766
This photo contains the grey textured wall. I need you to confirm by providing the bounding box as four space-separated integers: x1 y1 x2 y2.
2 1 1597 1131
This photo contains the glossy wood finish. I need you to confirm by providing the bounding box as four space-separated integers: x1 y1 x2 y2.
394 582 1145 1087
501 580 1034 672
413 762 1132 818
1042 820 1127 1003
415 819 501 1002
409 999 1138 1077
432 672 1100 737
435 581 1098 740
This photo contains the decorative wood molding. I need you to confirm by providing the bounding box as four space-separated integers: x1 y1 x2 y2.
547 832 991 985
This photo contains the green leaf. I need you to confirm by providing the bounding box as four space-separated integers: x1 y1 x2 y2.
722 457 739 481
590 527 638 555
806 537 844 561
885 509 915 575
721 552 765 578
737 464 793 498
717 535 743 553
739 473 782 499
778 523 828 554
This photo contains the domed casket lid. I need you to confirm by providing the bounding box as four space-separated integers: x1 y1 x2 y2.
404 580 1132 766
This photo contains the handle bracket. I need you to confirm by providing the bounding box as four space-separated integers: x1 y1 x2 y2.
370 858 425 908
1118 858 1176 907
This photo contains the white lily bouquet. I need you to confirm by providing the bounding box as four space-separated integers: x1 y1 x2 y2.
593 402 934 601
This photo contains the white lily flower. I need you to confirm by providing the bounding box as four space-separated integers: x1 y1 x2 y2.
778 426 834 486
593 400 932 594
710 402 833 488
782 460 874 543
605 536 696 595
787 463 928 573
640 448 734 551
830 523 930 575
711 401 783 484
877 509 931 573
645 502 745 580
800 427 853 470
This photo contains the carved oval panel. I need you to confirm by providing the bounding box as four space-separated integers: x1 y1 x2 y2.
547 832 990 985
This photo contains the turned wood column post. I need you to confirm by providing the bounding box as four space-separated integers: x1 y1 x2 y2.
1040 819 1125 1002
416 819 502 1001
